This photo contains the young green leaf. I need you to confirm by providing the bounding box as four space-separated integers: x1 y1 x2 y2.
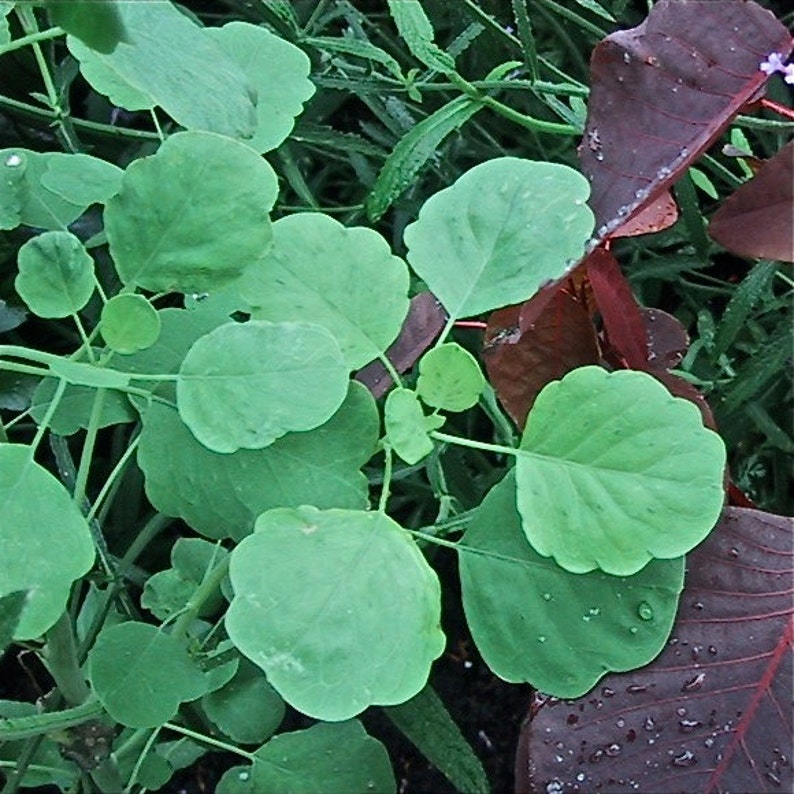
516 366 726 575
404 158 594 319
67 1 256 138
105 131 277 294
202 659 285 745
226 506 444 721
241 213 410 369
385 387 443 465
45 0 126 54
139 383 377 540
217 721 396 794
416 342 485 412
460 471 684 698
387 0 456 75
207 22 315 154
15 231 94 318
306 35 404 79
101 293 161 354
87 622 208 728
177 321 349 454
0 445 95 640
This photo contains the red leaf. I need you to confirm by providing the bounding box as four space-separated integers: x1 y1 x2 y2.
483 288 599 429
355 291 446 398
518 507 793 794
612 190 679 238
587 248 648 369
579 0 792 243
642 307 689 370
708 141 794 263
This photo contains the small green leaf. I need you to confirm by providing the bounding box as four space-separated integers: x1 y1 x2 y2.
139 382 377 540
88 622 207 728
0 445 95 639
385 388 438 465
177 321 349 454
217 721 396 794
516 366 726 575
226 506 444 721
105 131 277 293
207 22 315 153
45 0 126 53
416 342 485 412
67 1 256 137
387 0 456 75
366 96 483 222
241 213 410 369
460 471 684 698
404 158 594 319
101 294 161 354
688 166 718 200
306 35 404 79
385 685 489 794
15 231 94 318
202 659 285 745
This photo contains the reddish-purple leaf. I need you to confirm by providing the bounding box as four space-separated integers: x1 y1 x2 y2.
483 288 600 429
355 291 446 398
518 506 793 794
612 190 679 238
579 0 792 243
642 307 689 370
587 248 648 369
709 141 794 263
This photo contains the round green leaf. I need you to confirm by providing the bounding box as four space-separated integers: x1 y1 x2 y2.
15 231 94 318
101 293 161 354
177 321 349 454
139 382 377 540
384 387 443 465
207 22 315 153
87 622 207 728
203 658 285 745
516 366 726 575
104 131 277 293
0 445 95 639
226 506 445 721
459 471 685 698
403 158 594 319
416 342 485 411
241 213 410 369
217 721 395 794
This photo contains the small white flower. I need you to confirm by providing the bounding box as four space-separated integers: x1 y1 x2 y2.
760 52 786 75
784 64 794 85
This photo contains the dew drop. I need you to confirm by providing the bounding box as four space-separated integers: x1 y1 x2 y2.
679 719 702 733
704 737 715 748
627 684 648 694
589 607 601 617
623 52 632 63
692 601 705 611
605 743 622 757
238 771 250 781
671 750 697 767
729 547 739 558
595 151 604 162
576 772 586 782
676 707 687 717
629 626 639 634
542 593 552 601
637 602 654 621
644 716 655 731
538 635 547 643
602 686 615 698
616 717 625 728
708 645 718 655
682 672 706 691
4 153 22 168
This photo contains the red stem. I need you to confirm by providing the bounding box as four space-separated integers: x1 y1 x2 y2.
760 97 794 121
454 320 487 330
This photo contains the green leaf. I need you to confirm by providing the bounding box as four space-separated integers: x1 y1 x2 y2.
87 622 207 728
0 150 25 229
460 471 684 698
142 538 227 621
47 359 130 390
217 721 395 794
45 0 126 53
385 387 441 465
202 658 285 745
241 213 410 369
138 382 377 540
0 591 26 654
177 321 349 454
416 342 485 412
40 153 123 206
67 1 256 138
0 445 95 639
385 685 489 794
366 95 483 222
207 22 315 153
387 0 456 75
30 379 136 436
15 231 94 318
136 739 206 791
105 131 277 294
101 294 161 354
306 35 404 79
226 506 444 721
516 366 726 575
403 158 594 319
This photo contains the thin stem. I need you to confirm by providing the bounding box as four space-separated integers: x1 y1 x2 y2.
0 700 104 742
29 378 66 455
431 430 518 458
73 388 107 508
124 727 161 793
86 434 141 524
163 722 256 761
536 0 608 39
378 444 393 513
41 613 91 705
376 351 403 388
170 556 230 642
759 97 794 121
150 109 166 141
436 315 456 346
71 313 97 364
0 25 64 56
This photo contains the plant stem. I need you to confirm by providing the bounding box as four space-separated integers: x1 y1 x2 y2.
73 388 107 509
0 699 104 742
378 444 393 513
41 613 91 706
86 434 141 524
0 25 63 56
431 430 518 458
170 557 231 642
163 722 257 761
28 378 66 455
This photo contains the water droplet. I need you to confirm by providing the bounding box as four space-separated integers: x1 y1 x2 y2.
589 607 601 617
676 707 687 717
238 771 250 781
679 719 702 733
637 602 654 621
629 626 639 634
623 52 631 63
729 547 739 558
605 743 622 757
708 645 718 655
576 772 586 782
644 716 656 731
616 718 625 728
692 601 705 611
589 749 604 763
627 684 648 694
704 737 715 748
682 672 706 691
546 779 564 794
542 593 552 601
5 153 22 168
766 771 782 787
602 686 615 698
671 750 697 767
595 151 604 162
538 635 547 643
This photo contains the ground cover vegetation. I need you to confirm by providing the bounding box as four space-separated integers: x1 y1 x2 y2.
0 0 791 791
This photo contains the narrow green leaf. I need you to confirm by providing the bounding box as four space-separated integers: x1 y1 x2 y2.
306 35 404 79
385 685 489 794
387 0 456 75
366 95 483 221
511 0 538 82
45 0 126 53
